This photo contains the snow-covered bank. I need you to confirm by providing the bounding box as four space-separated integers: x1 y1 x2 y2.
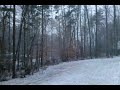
1 56 120 85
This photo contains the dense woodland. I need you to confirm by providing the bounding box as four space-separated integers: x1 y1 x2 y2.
0 5 120 81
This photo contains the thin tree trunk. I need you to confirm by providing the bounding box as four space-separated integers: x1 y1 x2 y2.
76 6 79 59
105 5 109 57
41 5 44 67
79 5 83 59
83 5 86 58
8 6 11 53
12 5 16 78
23 16 26 70
95 5 98 58
113 5 116 56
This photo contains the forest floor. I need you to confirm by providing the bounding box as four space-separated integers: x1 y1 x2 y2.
1 56 120 85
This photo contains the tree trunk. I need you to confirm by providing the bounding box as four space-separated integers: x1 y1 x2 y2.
105 5 109 57
12 5 16 78
85 5 92 59
41 5 44 67
95 5 98 58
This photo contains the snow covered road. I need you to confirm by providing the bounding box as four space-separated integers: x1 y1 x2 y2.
1 56 120 85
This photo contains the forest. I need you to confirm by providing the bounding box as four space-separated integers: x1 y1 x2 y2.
0 5 120 82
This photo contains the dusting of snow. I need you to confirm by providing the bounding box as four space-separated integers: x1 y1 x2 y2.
1 56 120 85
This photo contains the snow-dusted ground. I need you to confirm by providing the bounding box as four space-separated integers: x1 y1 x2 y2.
1 56 120 85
